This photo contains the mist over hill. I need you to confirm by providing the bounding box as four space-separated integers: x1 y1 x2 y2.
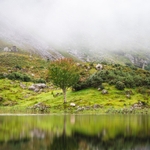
0 0 150 68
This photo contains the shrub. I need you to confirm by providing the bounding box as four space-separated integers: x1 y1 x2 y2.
115 81 125 90
7 72 31 82
34 78 46 83
124 75 135 88
0 73 5 79
88 73 103 88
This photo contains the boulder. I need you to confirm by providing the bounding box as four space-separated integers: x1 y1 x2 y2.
28 85 36 91
29 102 50 111
28 83 46 92
132 101 143 109
76 106 85 111
34 83 46 88
3 47 11 52
96 64 103 70
101 89 108 94
70 103 76 107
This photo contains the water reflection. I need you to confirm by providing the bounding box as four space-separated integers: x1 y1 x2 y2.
0 115 150 150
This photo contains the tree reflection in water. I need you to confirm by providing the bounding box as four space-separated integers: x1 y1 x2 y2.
0 115 150 150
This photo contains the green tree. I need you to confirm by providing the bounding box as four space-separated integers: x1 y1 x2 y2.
48 58 79 103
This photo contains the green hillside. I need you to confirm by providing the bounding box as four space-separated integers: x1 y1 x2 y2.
0 50 150 114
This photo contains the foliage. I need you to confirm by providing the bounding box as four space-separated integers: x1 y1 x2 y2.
48 58 79 102
0 73 5 79
34 78 46 83
115 81 125 90
74 64 150 91
7 72 31 82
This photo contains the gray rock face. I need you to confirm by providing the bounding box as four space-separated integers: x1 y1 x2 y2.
125 54 148 69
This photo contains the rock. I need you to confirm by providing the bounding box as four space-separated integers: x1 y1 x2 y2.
126 94 131 99
28 83 46 92
29 102 50 112
28 85 36 90
20 83 26 89
4 47 11 52
34 88 40 92
101 89 108 94
85 106 91 110
98 88 101 91
11 46 18 52
70 103 76 107
34 83 46 88
76 106 85 111
93 104 102 109
76 63 81 66
125 90 133 95
96 64 103 70
3 46 18 52
132 101 143 109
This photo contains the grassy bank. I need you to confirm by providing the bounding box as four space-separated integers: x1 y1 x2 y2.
0 78 149 114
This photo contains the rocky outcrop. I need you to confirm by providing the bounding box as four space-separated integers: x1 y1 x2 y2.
125 54 147 69
3 46 18 52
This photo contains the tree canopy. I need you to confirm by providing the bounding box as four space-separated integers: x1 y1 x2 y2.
48 58 79 103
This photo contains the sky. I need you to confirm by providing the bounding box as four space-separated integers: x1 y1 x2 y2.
0 0 150 52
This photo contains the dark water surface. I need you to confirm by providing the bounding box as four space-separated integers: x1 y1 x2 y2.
0 114 150 150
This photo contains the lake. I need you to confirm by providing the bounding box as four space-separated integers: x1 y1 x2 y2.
0 114 150 150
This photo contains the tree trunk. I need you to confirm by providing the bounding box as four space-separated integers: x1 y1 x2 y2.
62 88 67 103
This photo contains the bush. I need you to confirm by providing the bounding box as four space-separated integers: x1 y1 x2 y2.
7 72 31 82
34 78 46 83
115 81 125 90
0 73 5 79
88 73 103 88
124 75 135 88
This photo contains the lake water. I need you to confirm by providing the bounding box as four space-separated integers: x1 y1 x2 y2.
0 114 150 150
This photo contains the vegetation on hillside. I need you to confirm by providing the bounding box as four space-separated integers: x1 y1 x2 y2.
0 51 150 113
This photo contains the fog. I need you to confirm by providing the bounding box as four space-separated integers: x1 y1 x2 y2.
0 0 150 52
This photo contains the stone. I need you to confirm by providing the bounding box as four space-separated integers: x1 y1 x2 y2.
93 104 102 109
3 47 11 52
96 64 103 70
28 83 46 92
11 46 18 52
76 106 85 111
101 89 108 94
126 94 131 99
34 88 40 92
34 83 46 88
132 101 143 109
20 83 26 89
28 85 36 90
70 103 76 107
98 88 101 91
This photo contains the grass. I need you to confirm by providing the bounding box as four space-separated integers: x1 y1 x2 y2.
0 78 149 114
0 50 150 114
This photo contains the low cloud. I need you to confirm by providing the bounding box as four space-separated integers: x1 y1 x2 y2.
0 0 150 51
